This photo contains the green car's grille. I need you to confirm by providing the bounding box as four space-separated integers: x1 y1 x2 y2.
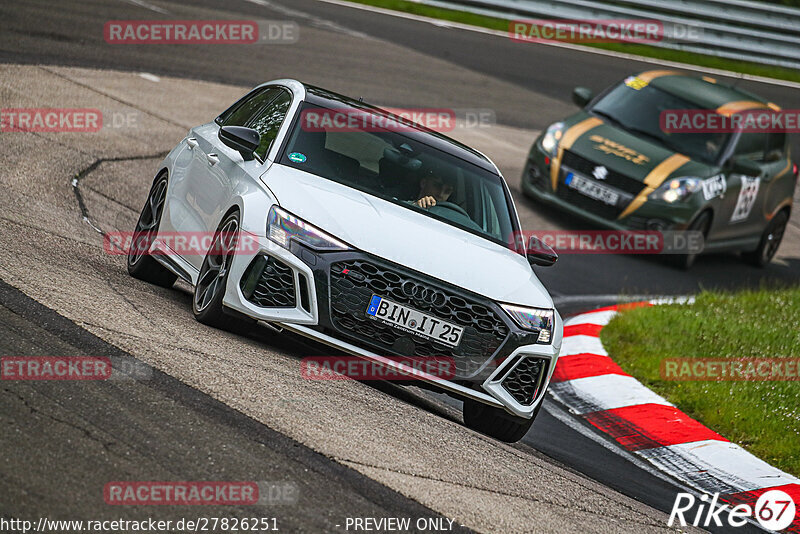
561 150 645 196
555 186 623 220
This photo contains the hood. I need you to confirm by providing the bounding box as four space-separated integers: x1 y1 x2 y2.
262 164 553 307
566 119 712 179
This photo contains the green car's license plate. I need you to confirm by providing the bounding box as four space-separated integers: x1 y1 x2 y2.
566 172 620 206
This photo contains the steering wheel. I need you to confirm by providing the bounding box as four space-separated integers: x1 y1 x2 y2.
430 201 469 218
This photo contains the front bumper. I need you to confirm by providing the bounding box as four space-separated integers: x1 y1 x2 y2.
522 141 697 231
222 235 562 419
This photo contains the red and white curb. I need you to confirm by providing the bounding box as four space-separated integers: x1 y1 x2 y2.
550 300 800 532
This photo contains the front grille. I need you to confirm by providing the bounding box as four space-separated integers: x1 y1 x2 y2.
241 255 296 308
561 150 645 196
555 185 623 220
328 258 509 379
502 357 547 405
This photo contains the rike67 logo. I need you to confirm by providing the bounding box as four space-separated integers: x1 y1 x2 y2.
669 490 796 531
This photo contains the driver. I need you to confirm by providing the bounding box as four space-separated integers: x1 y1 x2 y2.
414 171 456 209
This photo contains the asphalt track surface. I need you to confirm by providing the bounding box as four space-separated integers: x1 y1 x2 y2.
1 0 798 533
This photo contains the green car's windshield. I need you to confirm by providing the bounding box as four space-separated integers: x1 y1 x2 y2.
591 81 731 164
279 103 517 248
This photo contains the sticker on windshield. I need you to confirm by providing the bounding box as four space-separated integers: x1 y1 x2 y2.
730 176 760 223
624 76 648 90
702 174 727 200
288 152 307 163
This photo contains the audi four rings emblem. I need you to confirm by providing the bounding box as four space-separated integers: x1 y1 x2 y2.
401 280 447 307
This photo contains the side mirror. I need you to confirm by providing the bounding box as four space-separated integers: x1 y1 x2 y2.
572 87 594 108
526 236 558 267
726 156 762 176
219 126 260 161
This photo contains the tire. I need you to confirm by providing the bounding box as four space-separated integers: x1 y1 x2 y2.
742 210 789 268
462 398 540 443
127 174 178 288
192 211 241 329
670 211 711 270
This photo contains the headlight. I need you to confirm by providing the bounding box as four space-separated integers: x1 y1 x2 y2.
267 205 350 251
540 121 565 158
501 304 555 344
649 177 702 204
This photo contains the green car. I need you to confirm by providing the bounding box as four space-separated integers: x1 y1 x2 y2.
522 70 797 268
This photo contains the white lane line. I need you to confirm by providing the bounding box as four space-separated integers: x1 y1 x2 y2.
550 374 673 414
243 0 370 39
139 73 161 83
563 310 617 328
314 0 800 90
639 440 800 493
560 334 608 356
119 0 169 14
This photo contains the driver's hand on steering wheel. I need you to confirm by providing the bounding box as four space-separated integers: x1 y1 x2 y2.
415 196 437 209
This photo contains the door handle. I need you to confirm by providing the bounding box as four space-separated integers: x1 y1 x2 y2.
186 137 199 149
206 153 220 166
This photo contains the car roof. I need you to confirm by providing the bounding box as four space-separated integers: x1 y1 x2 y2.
299 83 498 173
640 70 777 112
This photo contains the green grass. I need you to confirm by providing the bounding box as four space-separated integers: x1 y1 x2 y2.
601 288 800 476
347 0 800 83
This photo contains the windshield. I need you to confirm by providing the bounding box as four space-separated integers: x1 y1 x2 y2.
278 102 517 247
591 81 731 164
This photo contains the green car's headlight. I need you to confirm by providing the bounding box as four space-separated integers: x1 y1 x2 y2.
649 177 703 203
267 205 350 251
540 121 565 158
501 304 555 344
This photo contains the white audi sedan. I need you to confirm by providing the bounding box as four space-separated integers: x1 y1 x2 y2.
127 79 563 442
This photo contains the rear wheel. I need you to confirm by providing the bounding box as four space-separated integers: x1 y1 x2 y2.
670 211 711 270
462 399 540 442
742 210 789 267
192 211 241 329
127 174 178 287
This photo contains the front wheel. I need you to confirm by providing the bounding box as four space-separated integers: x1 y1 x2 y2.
127 174 178 287
670 211 711 270
192 211 241 329
462 399 539 442
742 210 789 267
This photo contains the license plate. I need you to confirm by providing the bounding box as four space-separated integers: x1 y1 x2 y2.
366 295 464 347
566 173 620 206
